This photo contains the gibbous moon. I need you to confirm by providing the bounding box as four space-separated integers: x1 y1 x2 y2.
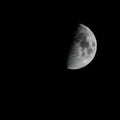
67 24 97 70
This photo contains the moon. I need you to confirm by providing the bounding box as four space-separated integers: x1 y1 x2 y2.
67 24 97 70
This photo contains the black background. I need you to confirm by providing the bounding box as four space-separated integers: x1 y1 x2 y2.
2 1 119 92
1 1 119 116
2 1 119 76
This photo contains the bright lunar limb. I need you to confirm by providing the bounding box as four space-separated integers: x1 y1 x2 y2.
67 24 97 70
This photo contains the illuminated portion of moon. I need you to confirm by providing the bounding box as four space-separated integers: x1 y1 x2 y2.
68 54 94 69
67 24 97 70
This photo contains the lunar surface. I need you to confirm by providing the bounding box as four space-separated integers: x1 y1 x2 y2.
67 24 97 69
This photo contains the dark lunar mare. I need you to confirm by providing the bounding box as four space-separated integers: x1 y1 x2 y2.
75 32 93 56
